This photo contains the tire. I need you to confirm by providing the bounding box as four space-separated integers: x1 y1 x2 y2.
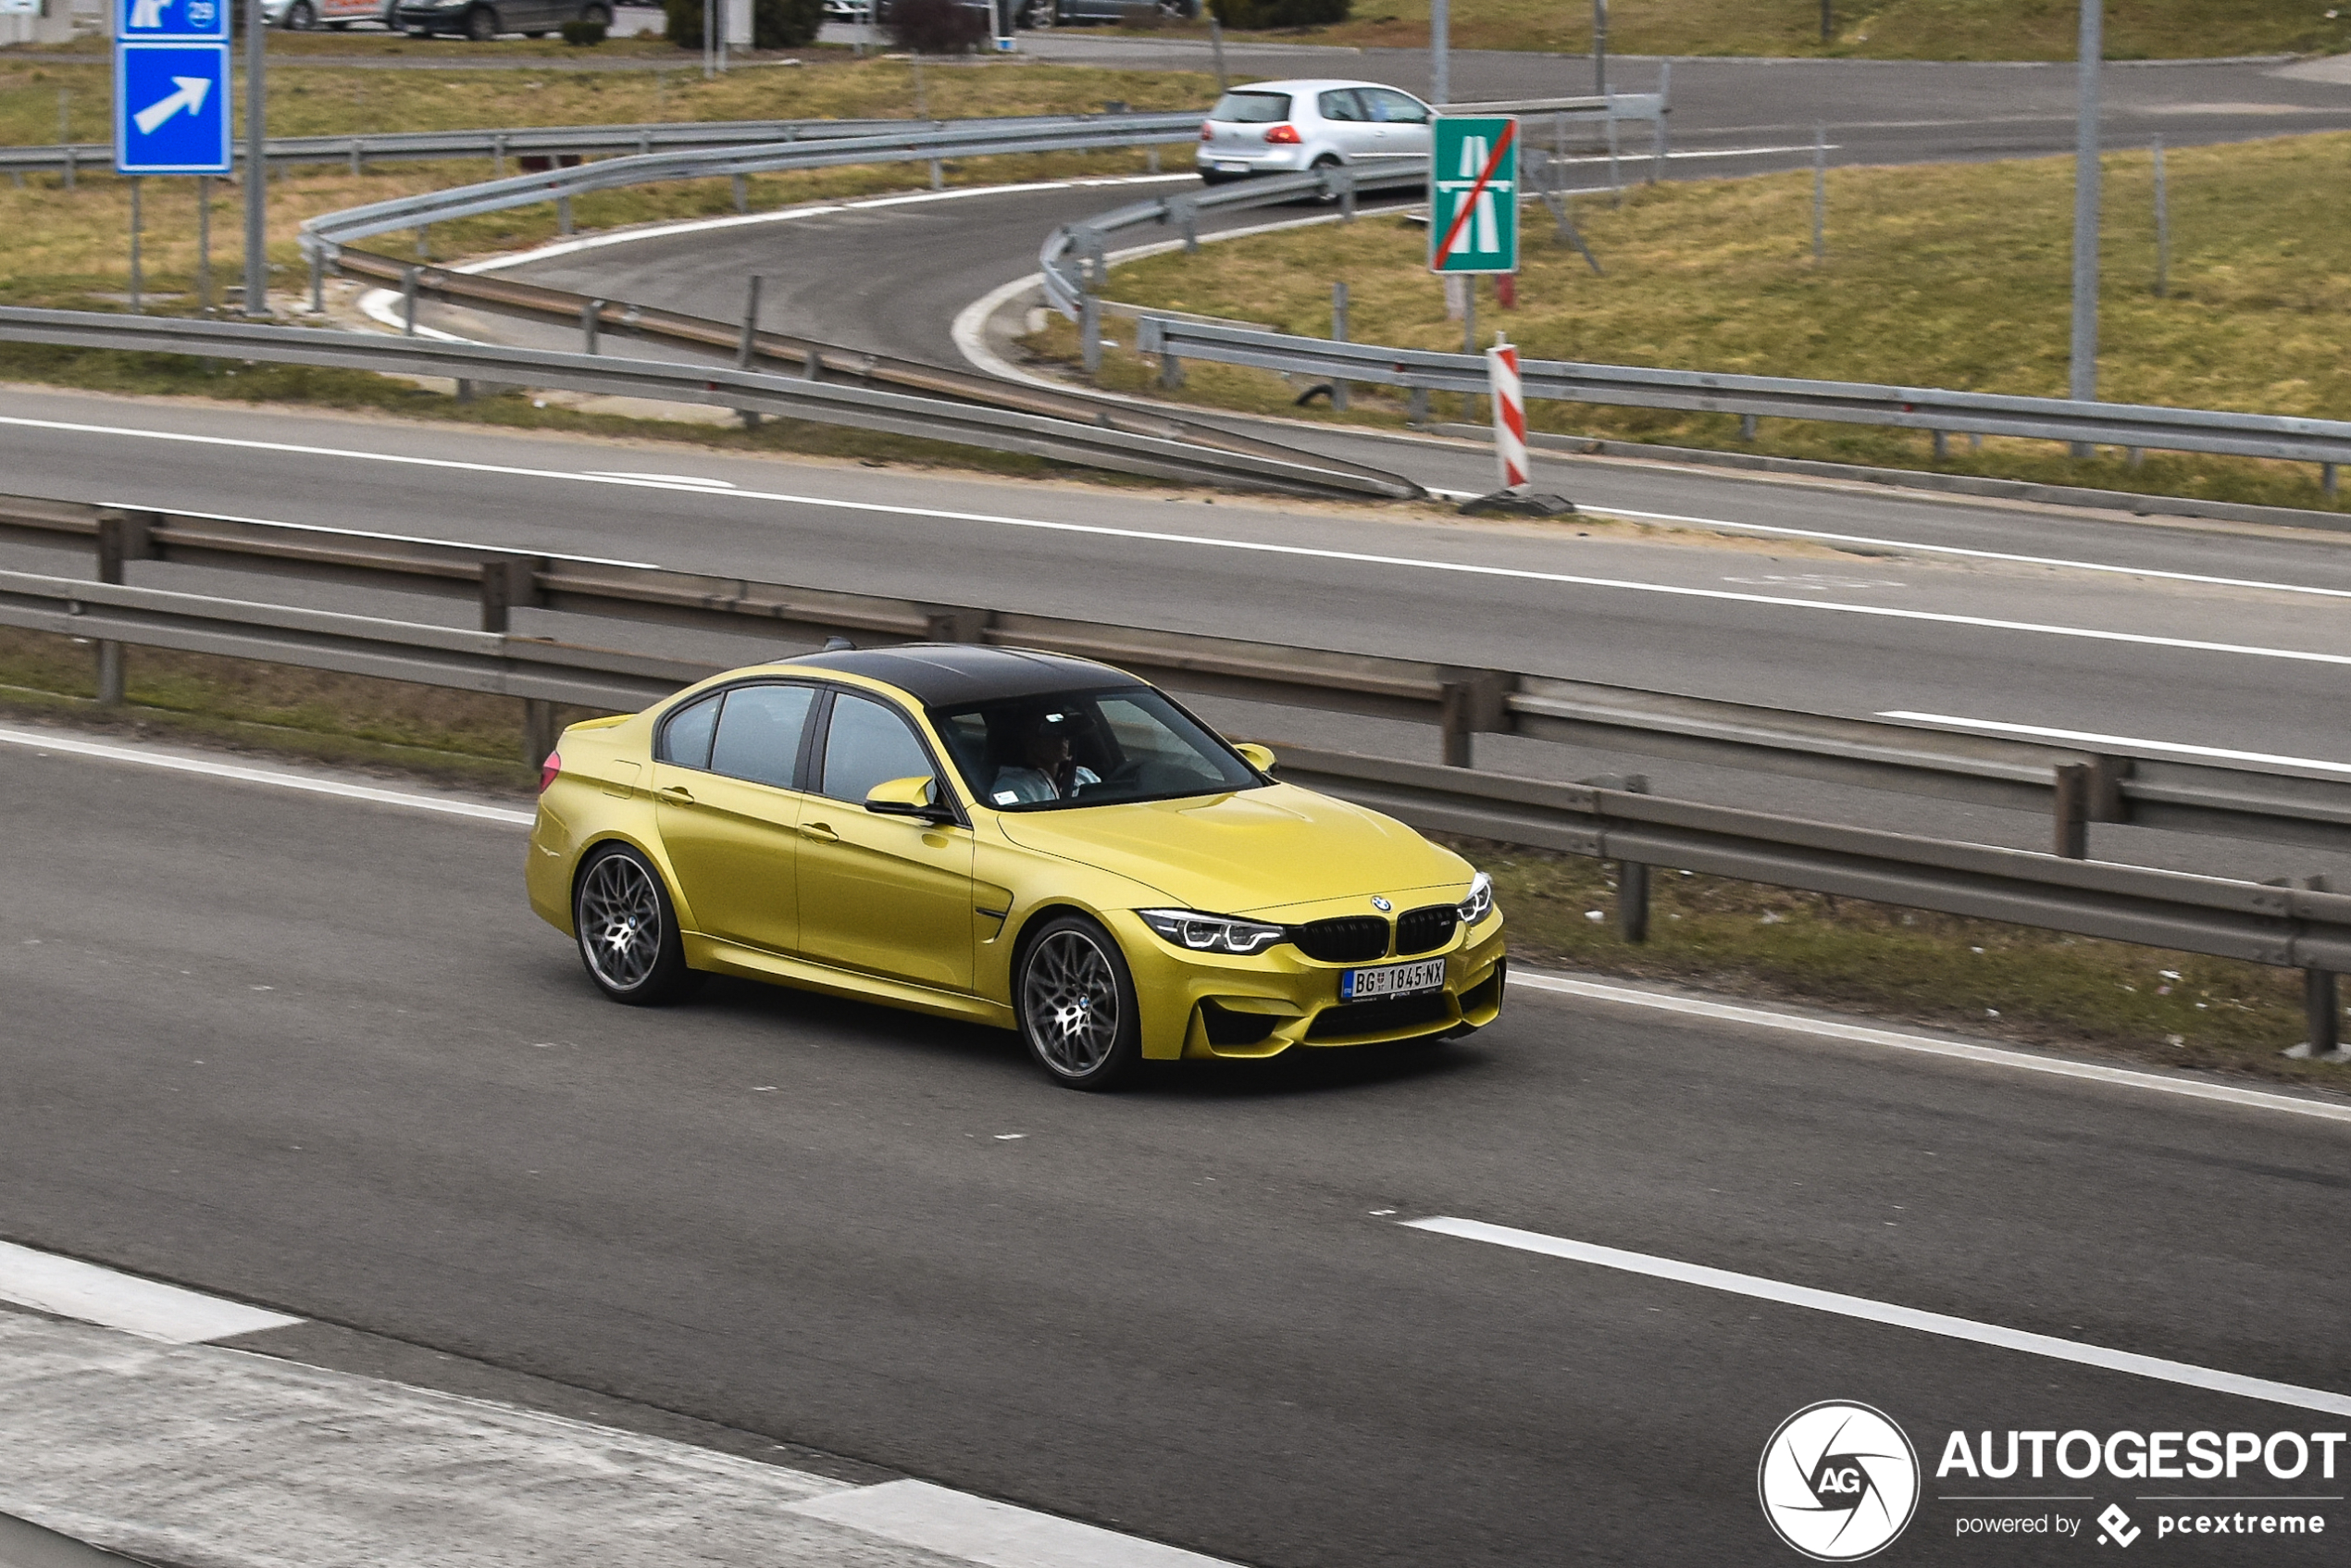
572 844 699 1005
580 2 610 22
464 4 497 38
1308 154 1343 205
1016 915 1142 1090
283 0 315 26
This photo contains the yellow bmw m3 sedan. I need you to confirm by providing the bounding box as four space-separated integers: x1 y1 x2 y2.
527 644 1506 1089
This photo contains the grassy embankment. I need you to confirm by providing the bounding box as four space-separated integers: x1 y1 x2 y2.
1162 0 2351 60
0 52 1224 459
1026 131 2351 513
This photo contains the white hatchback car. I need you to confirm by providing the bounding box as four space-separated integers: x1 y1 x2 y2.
1195 79 1434 185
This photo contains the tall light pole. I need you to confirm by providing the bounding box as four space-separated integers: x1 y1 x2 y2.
1429 0 1448 106
2070 0 2101 420
243 0 267 317
1592 0 1607 96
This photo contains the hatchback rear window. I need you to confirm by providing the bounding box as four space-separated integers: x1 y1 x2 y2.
1208 91 1291 124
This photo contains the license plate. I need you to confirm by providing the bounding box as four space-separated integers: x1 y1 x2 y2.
1215 161 1249 174
1340 957 1446 1001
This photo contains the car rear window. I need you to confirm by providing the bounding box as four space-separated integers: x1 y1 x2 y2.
1208 91 1291 124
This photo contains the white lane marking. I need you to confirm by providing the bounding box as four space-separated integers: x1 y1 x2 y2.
787 1480 1243 1568
1548 141 1838 165
0 1239 302 1345
1875 713 2351 777
1511 972 2351 1125
1593 504 2351 602
586 470 739 489
0 728 537 827
9 413 2350 673
1404 1217 2351 1420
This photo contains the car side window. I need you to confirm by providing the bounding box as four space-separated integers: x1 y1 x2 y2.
1318 89 1367 122
1365 88 1429 124
820 693 935 804
708 683 815 790
656 692 721 770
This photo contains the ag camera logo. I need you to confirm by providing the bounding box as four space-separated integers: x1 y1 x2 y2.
1760 1401 1922 1561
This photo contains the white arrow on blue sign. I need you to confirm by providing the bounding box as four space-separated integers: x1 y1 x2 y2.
115 43 231 174
116 0 229 40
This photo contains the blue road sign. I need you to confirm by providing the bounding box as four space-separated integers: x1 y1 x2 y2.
115 0 229 40
115 43 231 175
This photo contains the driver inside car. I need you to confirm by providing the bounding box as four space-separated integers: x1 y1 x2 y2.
990 709 1101 803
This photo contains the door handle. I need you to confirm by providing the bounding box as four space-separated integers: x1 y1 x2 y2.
802 821 840 842
656 784 694 803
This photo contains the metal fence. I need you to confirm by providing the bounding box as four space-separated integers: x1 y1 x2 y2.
0 509 2340 1043
0 306 1416 501
0 116 931 180
5 492 2346 868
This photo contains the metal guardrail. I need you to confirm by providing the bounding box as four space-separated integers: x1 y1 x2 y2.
4 492 2347 864
0 307 1415 500
0 555 2343 1015
326 246 1424 501
301 111 1207 255
0 116 927 179
1130 318 2351 474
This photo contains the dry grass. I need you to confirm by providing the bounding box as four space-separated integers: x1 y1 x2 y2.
1030 131 2351 513
1193 0 2351 60
1474 841 2347 1086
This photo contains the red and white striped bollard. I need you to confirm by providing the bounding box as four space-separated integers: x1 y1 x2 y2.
1486 332 1529 494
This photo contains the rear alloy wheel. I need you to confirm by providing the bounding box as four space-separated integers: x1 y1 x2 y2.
1017 915 1142 1089
1309 154 1343 205
572 844 699 1005
464 4 497 38
283 1 316 26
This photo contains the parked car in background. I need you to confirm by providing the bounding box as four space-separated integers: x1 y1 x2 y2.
396 0 610 36
1197 78 1432 184
1048 0 1194 22
261 0 393 26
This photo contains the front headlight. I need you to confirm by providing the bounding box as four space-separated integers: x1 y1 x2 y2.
1138 909 1287 956
1457 871 1494 927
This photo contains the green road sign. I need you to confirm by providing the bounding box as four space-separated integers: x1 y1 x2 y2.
1429 115 1519 276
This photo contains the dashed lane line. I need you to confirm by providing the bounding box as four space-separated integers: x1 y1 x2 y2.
1404 1216 2351 1419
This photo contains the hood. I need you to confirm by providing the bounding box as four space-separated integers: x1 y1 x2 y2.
995 782 1470 916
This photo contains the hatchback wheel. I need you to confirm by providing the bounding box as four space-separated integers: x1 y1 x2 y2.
573 844 698 1004
464 5 497 38
1017 915 1141 1089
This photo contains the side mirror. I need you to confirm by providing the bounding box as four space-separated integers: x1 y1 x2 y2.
1233 742 1276 774
865 775 957 825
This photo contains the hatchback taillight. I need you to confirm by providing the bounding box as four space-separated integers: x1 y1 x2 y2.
1264 124 1301 144
539 751 561 793
1200 124 1213 141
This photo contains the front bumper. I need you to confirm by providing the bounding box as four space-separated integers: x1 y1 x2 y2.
1109 907 1508 1061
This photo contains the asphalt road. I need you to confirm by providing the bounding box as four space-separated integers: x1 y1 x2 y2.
6 385 2351 888
2 737 2345 1566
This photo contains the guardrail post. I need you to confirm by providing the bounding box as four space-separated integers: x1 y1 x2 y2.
1652 62 1671 182
2326 462 2340 502
2052 761 2094 859
557 193 574 236
1437 674 1506 766
523 698 558 766
415 223 429 261
2309 967 2342 1058
923 608 989 641
1617 776 1652 942
803 345 822 381
1147 144 1161 175
492 133 506 179
1933 429 1948 461
307 248 323 313
732 173 748 214
1330 281 1350 412
1738 414 1757 442
92 509 153 708
402 267 418 337
737 275 761 368
1607 111 1622 205
1080 292 1103 380
349 139 363 177
582 298 603 355
928 157 945 192
1409 384 1430 426
478 557 540 634
64 143 76 192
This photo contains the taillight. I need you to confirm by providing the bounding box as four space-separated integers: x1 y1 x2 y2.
539 752 561 793
1263 124 1301 144
1200 124 1213 141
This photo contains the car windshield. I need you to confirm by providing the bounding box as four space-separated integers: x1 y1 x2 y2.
1208 91 1291 124
930 687 1265 812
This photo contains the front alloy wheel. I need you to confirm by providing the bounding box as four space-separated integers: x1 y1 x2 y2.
573 845 697 1004
1018 915 1141 1089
